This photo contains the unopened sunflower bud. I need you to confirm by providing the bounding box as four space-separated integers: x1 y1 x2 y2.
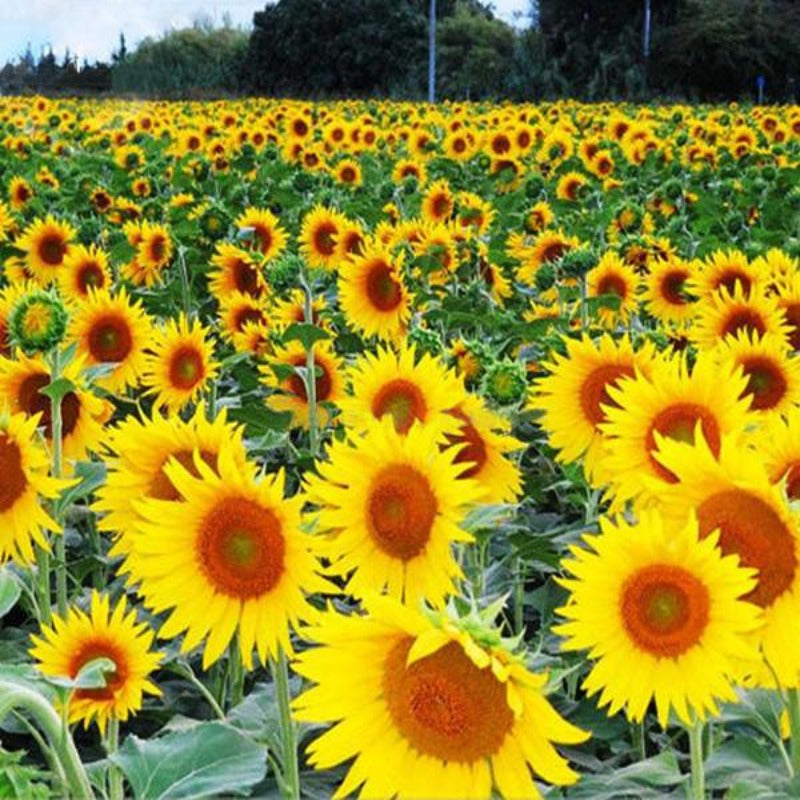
8 290 68 355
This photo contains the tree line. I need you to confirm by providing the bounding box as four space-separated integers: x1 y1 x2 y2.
1 0 798 101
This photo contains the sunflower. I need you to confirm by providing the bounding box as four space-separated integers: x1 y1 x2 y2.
305 419 483 605
773 274 800 351
0 281 30 357
717 331 800 417
339 343 467 436
391 158 427 187
653 434 800 687
455 192 495 237
58 244 111 300
219 291 269 341
14 215 76 285
587 252 640 326
30 591 162 734
8 176 33 210
531 334 656 483
262 340 344 430
126 442 326 669
134 222 173 284
0 352 110 463
67 288 152 394
555 171 588 202
95 406 248 563
517 230 579 285
556 511 761 727
293 594 588 800
641 257 697 327
689 249 761 301
442 392 522 504
338 246 410 342
334 219 367 262
0 409 69 564
300 206 345 271
526 201 554 233
334 159 362 187
209 243 268 301
0 201 13 243
755 408 800 500
692 286 789 351
270 290 325 332
421 179 454 223
478 247 512 304
234 207 288 261
141 315 218 414
600 352 752 509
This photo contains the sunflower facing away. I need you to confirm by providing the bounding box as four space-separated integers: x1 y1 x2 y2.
653 434 800 687
126 440 326 669
67 287 152 394
293 593 588 800
0 409 70 564
339 343 468 436
142 314 218 414
30 591 162 734
556 511 761 727
305 419 483 605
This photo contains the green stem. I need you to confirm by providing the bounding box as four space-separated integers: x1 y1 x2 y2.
787 688 800 775
227 638 245 710
301 273 319 458
0 681 94 799
50 348 67 618
688 717 705 800
272 648 300 800
633 720 646 760
513 556 525 636
177 247 193 321
167 662 225 720
106 717 124 800
35 547 51 625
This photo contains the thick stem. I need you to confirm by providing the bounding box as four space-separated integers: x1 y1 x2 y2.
787 688 800 775
106 717 124 800
272 648 299 800
50 349 67 618
0 682 94 799
688 717 705 800
301 274 319 458
227 638 245 710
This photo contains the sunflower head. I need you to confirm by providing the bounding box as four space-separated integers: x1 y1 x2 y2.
8 289 68 355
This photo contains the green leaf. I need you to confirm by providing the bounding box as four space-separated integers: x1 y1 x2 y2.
111 721 267 800
0 569 21 619
47 657 116 691
38 377 76 404
281 323 330 350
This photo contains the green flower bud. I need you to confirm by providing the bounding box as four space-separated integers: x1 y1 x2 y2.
9 290 69 355
481 359 527 406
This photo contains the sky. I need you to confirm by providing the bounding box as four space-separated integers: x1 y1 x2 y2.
0 0 531 66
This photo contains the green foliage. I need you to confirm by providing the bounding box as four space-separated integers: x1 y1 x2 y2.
112 23 249 96
0 749 51 800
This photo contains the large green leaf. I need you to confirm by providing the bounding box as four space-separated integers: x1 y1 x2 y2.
110 721 267 800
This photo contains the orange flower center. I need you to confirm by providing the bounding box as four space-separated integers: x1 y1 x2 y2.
198 496 286 598
148 235 167 263
252 224 273 255
371 379 427 434
780 302 800 350
233 306 265 332
721 307 767 340
169 346 205 391
661 270 690 305
365 260 403 311
39 234 67 266
0 434 26 512
232 258 262 296
645 403 721 483
596 273 627 299
87 313 133 364
739 356 787 411
18 372 80 438
313 223 337 257
579 363 634 429
383 639 513 762
714 270 751 297
77 262 105 293
697 488 796 608
540 241 568 264
367 464 437 560
785 463 800 501
70 638 128 702
430 194 451 219
621 564 709 657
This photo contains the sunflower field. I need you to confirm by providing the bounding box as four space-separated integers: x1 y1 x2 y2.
0 95 799 800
